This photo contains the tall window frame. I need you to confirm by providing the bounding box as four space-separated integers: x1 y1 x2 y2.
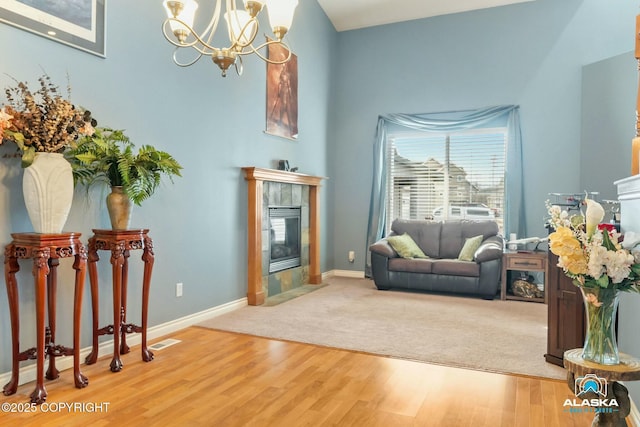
364 106 525 278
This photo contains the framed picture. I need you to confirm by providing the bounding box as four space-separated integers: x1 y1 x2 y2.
0 0 106 57
265 40 298 140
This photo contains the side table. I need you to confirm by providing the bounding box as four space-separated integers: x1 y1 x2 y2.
3 233 88 404
564 348 640 426
501 250 548 303
85 229 154 372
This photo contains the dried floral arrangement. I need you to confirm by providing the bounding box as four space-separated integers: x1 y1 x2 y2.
0 74 96 166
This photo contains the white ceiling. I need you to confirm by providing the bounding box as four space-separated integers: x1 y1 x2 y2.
316 0 535 32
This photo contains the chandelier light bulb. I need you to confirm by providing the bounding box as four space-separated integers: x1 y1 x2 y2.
163 0 199 43
266 0 298 39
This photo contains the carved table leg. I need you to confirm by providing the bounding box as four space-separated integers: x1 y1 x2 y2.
3 246 20 396
73 248 89 388
85 238 100 365
120 250 130 355
31 249 50 404
109 241 125 372
45 258 59 380
141 238 155 362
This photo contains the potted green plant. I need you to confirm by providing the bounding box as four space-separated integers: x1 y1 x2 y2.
67 127 183 229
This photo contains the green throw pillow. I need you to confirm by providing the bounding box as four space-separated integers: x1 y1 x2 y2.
457 235 484 262
387 233 427 259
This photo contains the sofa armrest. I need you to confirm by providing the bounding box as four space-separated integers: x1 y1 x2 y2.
369 239 397 258
474 236 504 263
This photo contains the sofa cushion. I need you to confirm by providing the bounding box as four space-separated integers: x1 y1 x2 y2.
369 240 397 258
474 236 504 263
389 257 434 273
391 219 441 257
457 235 484 261
431 259 480 277
386 233 427 259
439 220 499 259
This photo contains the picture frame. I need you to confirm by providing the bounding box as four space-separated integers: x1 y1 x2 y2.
0 0 106 57
265 40 298 140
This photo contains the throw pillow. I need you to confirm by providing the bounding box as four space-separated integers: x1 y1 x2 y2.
457 235 484 262
387 233 427 259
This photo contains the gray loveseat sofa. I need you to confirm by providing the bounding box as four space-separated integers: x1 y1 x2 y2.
369 219 504 299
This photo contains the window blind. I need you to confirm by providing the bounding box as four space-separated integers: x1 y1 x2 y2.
385 129 507 233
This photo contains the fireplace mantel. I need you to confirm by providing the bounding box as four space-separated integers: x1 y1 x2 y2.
242 167 326 305
242 167 325 187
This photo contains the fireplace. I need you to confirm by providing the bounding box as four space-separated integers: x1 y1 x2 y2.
268 206 301 273
243 167 326 305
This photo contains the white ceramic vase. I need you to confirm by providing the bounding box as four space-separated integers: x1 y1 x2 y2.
22 152 74 233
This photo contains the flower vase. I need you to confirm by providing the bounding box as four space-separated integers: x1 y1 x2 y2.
580 287 620 365
106 186 132 230
22 152 74 233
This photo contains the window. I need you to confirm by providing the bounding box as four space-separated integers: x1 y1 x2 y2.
386 129 506 233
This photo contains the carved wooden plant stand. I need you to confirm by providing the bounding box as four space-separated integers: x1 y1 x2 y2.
3 233 88 404
85 229 155 372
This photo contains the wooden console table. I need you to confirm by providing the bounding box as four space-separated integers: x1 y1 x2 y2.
3 233 88 404
564 349 640 426
85 229 154 372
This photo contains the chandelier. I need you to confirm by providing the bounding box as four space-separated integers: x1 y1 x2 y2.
162 0 298 77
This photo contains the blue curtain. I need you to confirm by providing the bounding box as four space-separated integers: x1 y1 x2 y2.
364 105 525 277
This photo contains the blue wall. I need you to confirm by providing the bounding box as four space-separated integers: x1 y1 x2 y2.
330 0 638 271
0 0 336 374
582 51 640 408
581 52 636 200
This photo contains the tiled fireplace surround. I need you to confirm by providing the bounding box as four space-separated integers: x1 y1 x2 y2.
242 167 325 305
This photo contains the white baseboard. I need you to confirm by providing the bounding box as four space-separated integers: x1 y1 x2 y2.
324 269 365 279
0 296 247 388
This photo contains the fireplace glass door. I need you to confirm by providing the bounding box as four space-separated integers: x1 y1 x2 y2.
269 207 301 273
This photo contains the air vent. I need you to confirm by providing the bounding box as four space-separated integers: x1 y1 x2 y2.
148 338 181 351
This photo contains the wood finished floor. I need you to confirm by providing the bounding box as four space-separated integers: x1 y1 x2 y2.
0 327 602 426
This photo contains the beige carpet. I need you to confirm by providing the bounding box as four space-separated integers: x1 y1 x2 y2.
198 276 566 380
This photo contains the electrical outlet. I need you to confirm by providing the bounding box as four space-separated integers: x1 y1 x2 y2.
348 251 355 263
176 282 183 297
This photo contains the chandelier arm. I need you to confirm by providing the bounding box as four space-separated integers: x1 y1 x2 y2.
202 0 223 45
163 18 226 53
253 38 293 54
242 48 291 65
162 0 224 51
234 55 244 76
171 48 205 67
243 39 293 64
226 10 259 50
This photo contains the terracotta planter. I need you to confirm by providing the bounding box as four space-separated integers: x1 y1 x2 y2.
22 152 74 233
106 186 132 230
